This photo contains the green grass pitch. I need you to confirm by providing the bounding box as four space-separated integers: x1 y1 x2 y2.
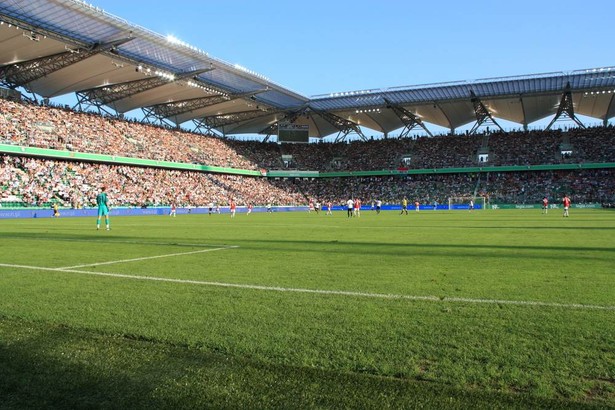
0 209 613 409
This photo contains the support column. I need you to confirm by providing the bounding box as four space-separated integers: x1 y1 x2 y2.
469 91 504 135
384 98 433 137
546 82 585 130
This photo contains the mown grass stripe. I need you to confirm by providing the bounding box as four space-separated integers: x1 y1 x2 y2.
57 246 238 269
0 262 612 311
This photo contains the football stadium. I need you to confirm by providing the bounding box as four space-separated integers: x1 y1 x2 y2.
0 1 614 408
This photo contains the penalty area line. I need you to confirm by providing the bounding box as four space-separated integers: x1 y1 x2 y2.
0 263 613 311
56 246 239 269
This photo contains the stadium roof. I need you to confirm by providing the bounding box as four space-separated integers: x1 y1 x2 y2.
1 0 615 139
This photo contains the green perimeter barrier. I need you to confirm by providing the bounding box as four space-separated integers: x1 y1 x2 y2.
490 203 602 210
0 144 261 176
268 164 615 178
1 143 614 178
316 163 615 178
0 203 604 211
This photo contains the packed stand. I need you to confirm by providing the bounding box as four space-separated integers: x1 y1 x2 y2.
0 155 304 208
566 126 615 163
2 153 613 208
278 169 615 206
2 95 614 210
1 98 615 172
0 99 259 170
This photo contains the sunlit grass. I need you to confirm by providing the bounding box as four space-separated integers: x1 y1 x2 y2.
0 209 613 408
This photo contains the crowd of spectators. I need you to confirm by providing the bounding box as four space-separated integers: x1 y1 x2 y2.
0 99 259 170
486 130 562 166
0 155 304 208
1 97 614 209
229 128 615 171
2 153 612 208
1 98 614 172
566 126 615 163
286 169 615 206
230 135 482 171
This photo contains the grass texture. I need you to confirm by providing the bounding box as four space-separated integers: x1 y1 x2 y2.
0 208 613 408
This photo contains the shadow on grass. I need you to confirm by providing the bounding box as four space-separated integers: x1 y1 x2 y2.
2 232 614 254
2 233 614 264
0 317 604 409
408 225 615 231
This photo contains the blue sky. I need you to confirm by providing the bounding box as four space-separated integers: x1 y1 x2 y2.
89 0 614 97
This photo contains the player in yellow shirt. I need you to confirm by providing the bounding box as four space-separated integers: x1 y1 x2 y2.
400 197 408 215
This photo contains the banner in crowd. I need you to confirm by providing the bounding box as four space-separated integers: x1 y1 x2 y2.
490 203 602 210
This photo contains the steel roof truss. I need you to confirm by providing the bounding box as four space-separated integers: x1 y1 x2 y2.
384 98 433 137
82 67 214 106
73 90 118 117
141 106 176 128
605 93 615 125
546 83 585 130
201 109 278 129
0 37 133 89
469 91 504 135
192 118 224 137
259 108 307 139
151 88 267 119
313 109 367 142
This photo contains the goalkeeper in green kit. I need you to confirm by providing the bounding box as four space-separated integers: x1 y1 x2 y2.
96 187 110 231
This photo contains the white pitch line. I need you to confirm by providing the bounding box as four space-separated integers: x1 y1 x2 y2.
84 240 238 248
2 236 235 249
0 262 613 311
57 246 238 270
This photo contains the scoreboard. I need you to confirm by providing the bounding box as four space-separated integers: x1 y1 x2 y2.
278 123 309 143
